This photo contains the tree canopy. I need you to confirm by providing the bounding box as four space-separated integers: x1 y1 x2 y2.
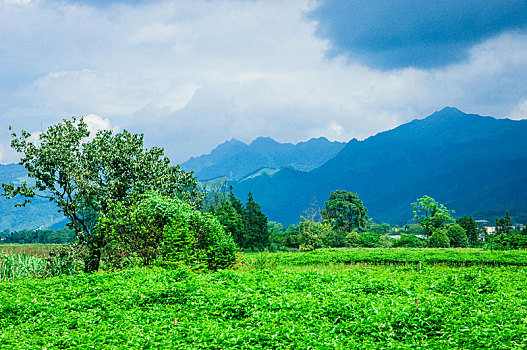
412 195 454 236
2 117 201 272
322 190 369 232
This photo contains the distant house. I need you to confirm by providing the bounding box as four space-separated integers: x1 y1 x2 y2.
484 226 496 235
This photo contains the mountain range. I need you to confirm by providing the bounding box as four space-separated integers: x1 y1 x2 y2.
231 107 527 225
2 107 526 230
181 136 345 180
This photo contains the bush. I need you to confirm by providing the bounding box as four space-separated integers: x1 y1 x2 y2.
359 232 381 248
299 219 332 251
446 224 468 248
98 192 238 270
428 229 450 248
394 233 423 248
345 231 361 247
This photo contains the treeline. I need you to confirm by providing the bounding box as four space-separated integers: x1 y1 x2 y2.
264 193 527 251
0 228 75 244
206 186 269 251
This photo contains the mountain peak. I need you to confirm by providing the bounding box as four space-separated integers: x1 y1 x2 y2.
428 106 467 119
250 136 280 147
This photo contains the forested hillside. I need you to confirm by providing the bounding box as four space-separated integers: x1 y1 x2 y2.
233 107 527 225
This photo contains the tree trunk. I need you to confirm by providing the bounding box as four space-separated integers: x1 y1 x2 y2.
84 249 101 273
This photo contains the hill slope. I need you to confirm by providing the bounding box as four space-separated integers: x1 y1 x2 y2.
232 107 527 225
181 137 345 180
0 164 66 232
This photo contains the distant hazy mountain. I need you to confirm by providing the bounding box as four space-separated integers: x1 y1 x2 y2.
0 164 66 232
181 137 346 180
232 107 527 225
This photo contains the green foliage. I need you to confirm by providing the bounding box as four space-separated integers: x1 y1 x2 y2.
412 195 455 236
456 216 481 246
321 229 349 248
214 198 244 246
495 211 514 235
3 118 201 272
404 224 426 235
299 218 332 251
243 192 269 251
2 254 527 348
322 190 369 232
358 232 381 248
446 224 468 248
206 187 269 251
0 254 46 281
393 233 423 248
97 192 238 271
378 234 394 248
486 212 527 250
428 229 450 248
370 223 391 235
345 231 361 247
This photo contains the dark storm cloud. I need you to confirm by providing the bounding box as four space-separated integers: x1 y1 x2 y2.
310 0 527 69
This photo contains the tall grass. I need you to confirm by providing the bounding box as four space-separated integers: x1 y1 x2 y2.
0 253 47 281
0 244 60 257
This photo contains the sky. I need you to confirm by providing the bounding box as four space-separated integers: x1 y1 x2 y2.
1 0 527 164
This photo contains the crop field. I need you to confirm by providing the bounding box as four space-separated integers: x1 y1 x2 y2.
1 249 527 349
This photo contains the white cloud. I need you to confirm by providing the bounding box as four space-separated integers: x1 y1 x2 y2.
1 0 527 165
84 114 116 135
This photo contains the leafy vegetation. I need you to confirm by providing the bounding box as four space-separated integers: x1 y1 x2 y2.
208 187 269 251
98 192 238 270
3 118 202 272
1 251 527 349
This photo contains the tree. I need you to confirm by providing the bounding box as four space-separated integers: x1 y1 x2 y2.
214 198 244 247
322 190 369 232
243 192 269 250
412 195 454 236
495 211 513 235
299 218 332 251
97 192 238 270
446 223 468 248
428 229 450 248
457 216 480 246
2 118 201 272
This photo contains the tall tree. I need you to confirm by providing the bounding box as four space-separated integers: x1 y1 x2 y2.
457 216 480 246
2 118 201 272
243 191 269 250
412 195 454 236
495 211 513 235
214 198 245 248
321 190 369 232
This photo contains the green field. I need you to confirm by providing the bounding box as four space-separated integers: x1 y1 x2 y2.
1 248 527 349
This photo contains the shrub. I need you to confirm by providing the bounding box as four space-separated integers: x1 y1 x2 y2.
345 231 361 247
446 224 468 248
98 192 238 270
428 229 450 248
393 233 423 248
299 219 332 251
358 232 381 248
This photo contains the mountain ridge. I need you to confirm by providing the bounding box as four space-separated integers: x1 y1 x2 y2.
181 136 346 180
231 107 527 225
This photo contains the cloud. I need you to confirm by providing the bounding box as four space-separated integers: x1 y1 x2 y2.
0 0 527 165
309 0 527 69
